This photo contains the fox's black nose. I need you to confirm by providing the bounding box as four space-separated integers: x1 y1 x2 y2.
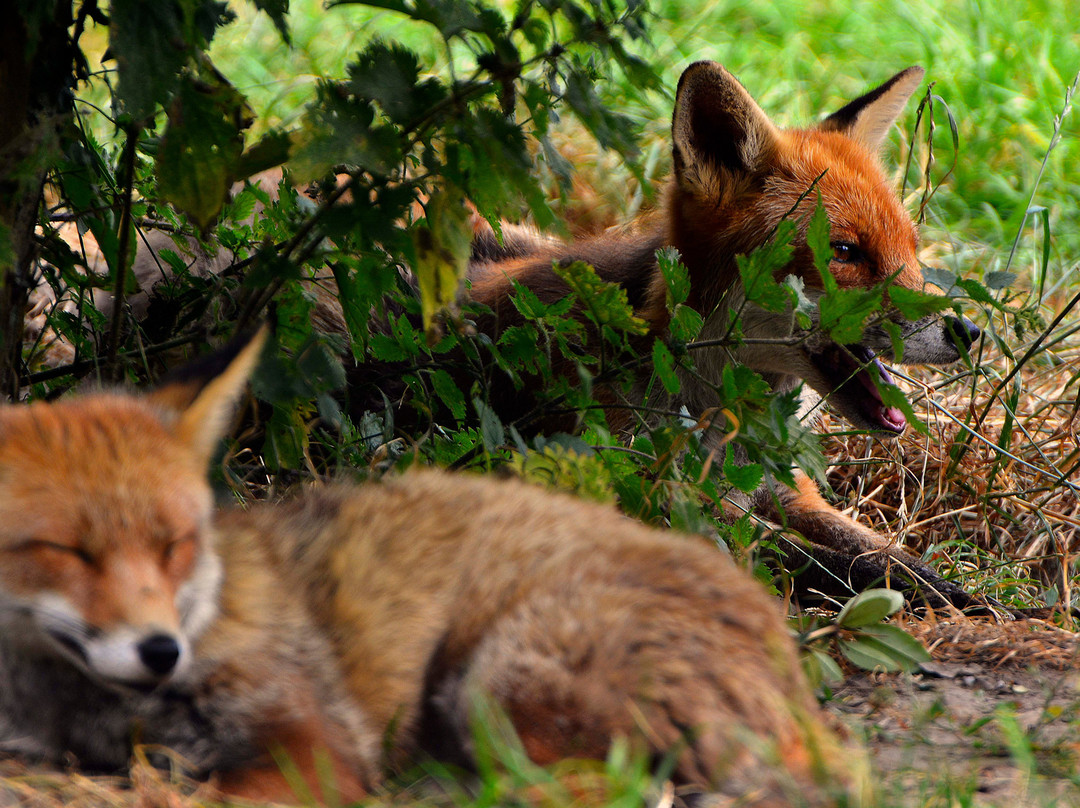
138 633 181 676
945 316 981 350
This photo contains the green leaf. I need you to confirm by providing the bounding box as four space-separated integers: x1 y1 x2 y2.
109 0 232 121
737 221 795 312
817 287 882 344
431 369 466 422
669 304 704 343
806 196 831 276
840 636 905 672
412 188 471 332
652 340 680 395
252 0 290 44
956 277 996 306
723 445 764 494
157 71 251 229
803 647 845 690
553 261 648 335
110 0 188 120
782 274 815 329
835 588 904 629
882 320 904 363
876 376 927 436
922 267 959 296
234 129 291 179
657 247 689 309
474 397 506 453
986 271 1018 291
348 42 446 125
858 624 931 671
887 286 954 321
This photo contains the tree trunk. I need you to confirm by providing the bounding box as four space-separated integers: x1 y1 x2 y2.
0 1 77 398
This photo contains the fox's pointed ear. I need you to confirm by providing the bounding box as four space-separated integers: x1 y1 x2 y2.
819 67 924 152
671 61 780 195
148 326 269 466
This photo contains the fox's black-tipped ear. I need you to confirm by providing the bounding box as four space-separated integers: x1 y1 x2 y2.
819 67 925 152
148 325 270 466
671 61 781 195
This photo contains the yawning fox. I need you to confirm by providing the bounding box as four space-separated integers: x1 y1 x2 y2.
0 329 861 805
465 62 984 610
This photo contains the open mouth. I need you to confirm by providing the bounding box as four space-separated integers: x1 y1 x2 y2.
811 344 907 433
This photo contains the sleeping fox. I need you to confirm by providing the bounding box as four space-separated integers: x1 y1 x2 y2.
0 328 862 805
463 61 985 611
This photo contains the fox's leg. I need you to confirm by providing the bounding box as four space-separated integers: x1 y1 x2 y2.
755 471 992 613
432 578 856 804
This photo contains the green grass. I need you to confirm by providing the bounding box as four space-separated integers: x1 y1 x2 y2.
210 0 1080 281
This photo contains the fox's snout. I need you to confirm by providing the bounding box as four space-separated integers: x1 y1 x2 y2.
136 632 182 675
945 315 981 352
46 616 189 686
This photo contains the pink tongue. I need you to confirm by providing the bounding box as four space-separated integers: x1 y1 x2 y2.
859 357 907 430
881 405 906 429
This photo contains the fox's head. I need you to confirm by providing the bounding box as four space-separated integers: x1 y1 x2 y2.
0 329 265 688
669 61 979 434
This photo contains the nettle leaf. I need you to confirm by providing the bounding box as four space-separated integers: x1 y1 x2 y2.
553 261 648 335
412 188 471 331
723 445 764 493
562 67 639 159
509 280 549 320
737 221 795 312
956 277 1000 308
882 320 904 363
986 271 1018 291
84 215 139 292
806 197 831 275
887 286 953 321
109 0 188 120
783 274 815 329
157 71 251 229
817 287 882 344
720 363 771 404
922 267 959 296
652 340 680 395
657 247 689 309
473 397 506 453
875 375 927 436
669 304 704 343
348 42 446 125
291 84 401 180
430 369 466 422
252 0 290 44
235 129 291 179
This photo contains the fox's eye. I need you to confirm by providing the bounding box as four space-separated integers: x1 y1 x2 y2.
163 535 197 573
12 540 94 566
831 242 863 264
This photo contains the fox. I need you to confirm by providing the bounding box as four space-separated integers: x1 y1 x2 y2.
462 61 986 612
0 328 863 805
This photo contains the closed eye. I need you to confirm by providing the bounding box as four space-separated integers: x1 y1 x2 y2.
831 241 864 264
8 539 95 566
162 534 198 573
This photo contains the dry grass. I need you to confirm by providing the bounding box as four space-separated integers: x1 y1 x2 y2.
821 329 1080 610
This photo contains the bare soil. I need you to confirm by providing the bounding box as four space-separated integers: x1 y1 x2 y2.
829 617 1080 806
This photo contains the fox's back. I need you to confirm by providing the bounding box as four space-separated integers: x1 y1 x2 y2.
230 471 822 769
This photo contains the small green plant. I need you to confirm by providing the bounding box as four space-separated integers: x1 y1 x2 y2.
799 589 931 691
